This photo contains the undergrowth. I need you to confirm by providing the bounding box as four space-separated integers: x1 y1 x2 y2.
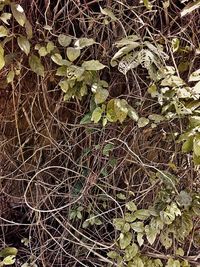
0 0 199 267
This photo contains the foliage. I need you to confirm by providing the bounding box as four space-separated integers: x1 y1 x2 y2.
108 182 198 266
0 1 139 127
0 247 17 266
0 1 199 267
112 32 200 163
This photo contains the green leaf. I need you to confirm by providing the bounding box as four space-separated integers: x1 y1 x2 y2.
148 83 158 97
100 6 117 21
175 248 184 256
59 79 69 93
192 199 200 215
94 88 109 104
107 251 119 259
94 217 102 225
187 102 200 113
138 117 149 128
174 101 192 115
148 114 165 123
56 66 68 76
150 217 164 231
0 25 8 37
76 210 82 219
66 47 81 62
116 193 126 200
193 80 200 95
91 107 103 123
193 136 200 156
121 222 131 233
178 61 189 73
114 99 129 123
154 259 163 267
156 171 178 189
25 19 33 39
124 244 138 261
103 143 114 156
102 118 107 126
29 55 44 77
0 44 5 70
82 60 106 71
51 53 64 65
35 44 41 50
106 99 118 122
10 3 26 26
0 247 18 257
193 152 200 165
3 255 16 265
137 233 144 246
143 0 153 10
0 13 11 25
128 257 144 267
7 70 15 83
145 225 158 245
80 113 92 124
58 34 72 47
74 38 96 49
127 106 139 121
174 211 193 240
82 220 89 228
166 258 181 267
176 87 192 98
46 41 55 53
131 222 144 233
119 232 132 249
134 209 150 220
125 212 137 223
38 47 48 57
66 65 85 80
113 218 126 231
176 191 192 208
162 202 181 224
108 158 117 167
77 211 82 221
171 38 180 53
69 210 76 220
189 68 200 82
126 201 137 212
115 35 140 48
182 137 193 153
115 50 140 73
170 203 182 216
17 36 30 56
161 75 185 87
21 238 30 247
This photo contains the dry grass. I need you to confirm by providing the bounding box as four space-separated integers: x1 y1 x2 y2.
0 1 199 266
